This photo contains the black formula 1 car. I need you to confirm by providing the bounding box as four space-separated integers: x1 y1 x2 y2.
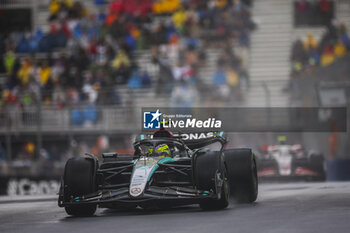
256 144 326 180
58 131 258 216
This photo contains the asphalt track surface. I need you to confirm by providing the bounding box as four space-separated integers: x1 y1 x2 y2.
1 182 350 233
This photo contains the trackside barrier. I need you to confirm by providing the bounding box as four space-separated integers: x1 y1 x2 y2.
326 159 350 181
0 176 60 196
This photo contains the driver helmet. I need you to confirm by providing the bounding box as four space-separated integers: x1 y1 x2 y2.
277 135 286 144
153 144 171 157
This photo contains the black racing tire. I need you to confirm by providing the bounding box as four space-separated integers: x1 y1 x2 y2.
194 151 220 190
65 205 97 217
224 148 258 203
309 154 326 181
63 157 97 217
194 151 229 210
199 170 229 210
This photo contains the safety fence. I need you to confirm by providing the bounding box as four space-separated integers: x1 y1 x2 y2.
0 106 138 133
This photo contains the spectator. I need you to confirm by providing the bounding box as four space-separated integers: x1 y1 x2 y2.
141 71 152 87
17 58 32 86
172 8 188 31
320 43 335 67
153 0 180 14
52 82 66 108
304 33 318 51
16 35 30 53
82 81 98 103
38 61 52 87
111 50 131 70
334 40 347 57
49 0 61 21
127 70 142 89
212 65 227 86
95 0 106 6
4 50 16 75
339 24 350 49
226 65 241 100
308 46 321 67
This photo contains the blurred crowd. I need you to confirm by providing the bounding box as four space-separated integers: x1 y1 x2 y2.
0 135 133 177
0 0 256 166
0 0 255 118
294 0 334 26
290 22 349 77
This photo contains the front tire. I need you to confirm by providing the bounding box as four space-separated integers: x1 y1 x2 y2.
63 157 97 216
194 151 229 210
199 170 229 210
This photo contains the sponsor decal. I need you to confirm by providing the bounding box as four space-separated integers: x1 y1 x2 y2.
131 187 142 195
129 157 158 197
4 178 59 196
139 132 222 140
177 132 215 140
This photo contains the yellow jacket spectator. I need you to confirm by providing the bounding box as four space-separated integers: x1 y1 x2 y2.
49 0 60 15
62 0 73 8
172 9 188 29
321 44 335 67
112 50 130 70
334 40 347 57
216 0 228 8
4 51 15 75
227 68 239 87
304 33 317 51
39 62 52 86
153 0 180 14
17 59 32 85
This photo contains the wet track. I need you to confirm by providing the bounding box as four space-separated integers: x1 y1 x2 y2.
1 182 350 233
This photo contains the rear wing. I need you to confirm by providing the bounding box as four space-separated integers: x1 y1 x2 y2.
135 131 227 150
183 135 227 150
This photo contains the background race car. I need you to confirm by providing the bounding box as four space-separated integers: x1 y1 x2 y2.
256 140 325 181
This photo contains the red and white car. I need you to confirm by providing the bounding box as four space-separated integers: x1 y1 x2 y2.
256 144 325 180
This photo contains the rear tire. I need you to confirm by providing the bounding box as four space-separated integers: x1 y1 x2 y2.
225 149 258 203
63 157 97 217
309 154 326 181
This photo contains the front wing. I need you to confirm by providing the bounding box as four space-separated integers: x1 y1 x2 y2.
58 185 216 207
